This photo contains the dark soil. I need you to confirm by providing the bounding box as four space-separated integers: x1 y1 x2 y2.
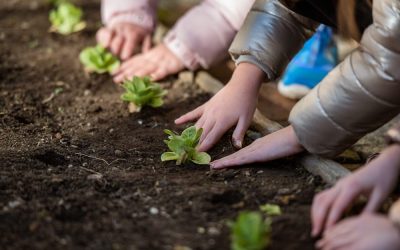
0 1 321 249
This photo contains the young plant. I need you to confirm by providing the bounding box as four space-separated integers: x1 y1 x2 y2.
49 2 86 35
259 204 281 217
79 45 120 74
121 77 167 112
229 212 271 250
161 126 211 165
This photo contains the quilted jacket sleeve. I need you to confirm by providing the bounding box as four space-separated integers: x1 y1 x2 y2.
229 0 318 80
289 0 400 157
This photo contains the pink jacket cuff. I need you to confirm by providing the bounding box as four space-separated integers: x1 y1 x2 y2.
101 0 157 31
164 0 253 70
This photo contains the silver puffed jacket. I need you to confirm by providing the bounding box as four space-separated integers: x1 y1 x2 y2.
229 0 400 157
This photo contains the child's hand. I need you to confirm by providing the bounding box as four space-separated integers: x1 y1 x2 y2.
210 126 303 169
316 214 400 250
96 23 152 60
113 43 184 83
175 63 265 152
311 145 400 237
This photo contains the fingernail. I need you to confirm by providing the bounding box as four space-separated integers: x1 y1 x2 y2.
233 139 242 149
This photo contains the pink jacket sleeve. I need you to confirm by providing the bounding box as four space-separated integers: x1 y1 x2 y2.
164 0 254 70
101 0 158 31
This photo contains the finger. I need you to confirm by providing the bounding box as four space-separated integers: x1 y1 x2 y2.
121 35 138 60
319 224 357 250
134 64 157 78
198 119 215 145
114 63 148 83
323 221 354 243
195 117 208 142
197 120 216 150
363 188 384 213
110 35 124 57
311 189 340 237
317 234 355 250
113 62 135 83
325 188 360 230
114 56 143 76
232 117 251 149
150 67 168 81
175 105 204 125
142 35 152 52
114 59 155 83
211 145 256 169
196 116 209 142
96 28 114 48
198 123 228 152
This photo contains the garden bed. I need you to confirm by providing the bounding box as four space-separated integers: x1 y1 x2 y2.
0 1 322 249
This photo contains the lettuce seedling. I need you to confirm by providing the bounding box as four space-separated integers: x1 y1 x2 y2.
121 77 167 112
161 126 211 165
79 45 120 74
49 2 86 35
230 212 271 250
259 204 281 217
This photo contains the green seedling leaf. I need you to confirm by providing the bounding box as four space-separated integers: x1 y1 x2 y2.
191 152 211 165
79 45 120 74
121 76 167 112
161 126 211 165
49 2 86 35
259 204 281 217
161 152 179 161
230 211 271 250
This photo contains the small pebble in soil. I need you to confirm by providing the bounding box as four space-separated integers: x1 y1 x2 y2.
137 119 143 125
114 150 124 157
87 173 103 180
149 207 159 215
8 198 24 209
197 227 206 234
59 138 69 145
207 227 220 236
173 245 192 250
84 90 91 96
277 188 292 195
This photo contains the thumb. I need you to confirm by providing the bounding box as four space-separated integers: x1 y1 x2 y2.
232 117 250 149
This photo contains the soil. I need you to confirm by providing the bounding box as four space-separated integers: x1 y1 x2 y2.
0 1 323 249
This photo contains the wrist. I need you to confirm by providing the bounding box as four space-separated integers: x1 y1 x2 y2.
228 62 266 91
383 145 400 165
